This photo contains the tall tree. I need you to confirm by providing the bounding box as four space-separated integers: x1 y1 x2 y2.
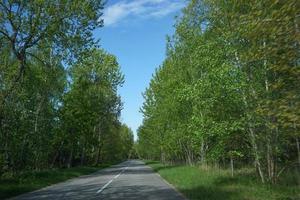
137 0 299 184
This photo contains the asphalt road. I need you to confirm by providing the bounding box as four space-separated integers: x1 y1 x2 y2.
10 160 186 200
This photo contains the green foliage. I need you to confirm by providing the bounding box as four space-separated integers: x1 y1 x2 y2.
137 0 300 184
0 1 133 178
60 48 128 166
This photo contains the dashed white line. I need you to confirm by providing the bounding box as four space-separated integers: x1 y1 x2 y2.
114 172 121 179
96 166 129 194
96 179 113 194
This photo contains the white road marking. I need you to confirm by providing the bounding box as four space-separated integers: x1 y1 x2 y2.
96 179 113 194
114 172 121 179
96 166 129 194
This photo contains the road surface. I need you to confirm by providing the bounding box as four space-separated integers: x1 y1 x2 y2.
10 160 185 200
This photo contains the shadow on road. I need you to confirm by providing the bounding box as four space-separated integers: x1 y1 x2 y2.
13 184 182 200
100 185 183 200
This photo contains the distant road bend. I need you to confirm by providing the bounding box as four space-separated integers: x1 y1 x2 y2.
11 160 185 200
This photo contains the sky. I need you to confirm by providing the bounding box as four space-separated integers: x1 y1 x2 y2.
94 0 186 140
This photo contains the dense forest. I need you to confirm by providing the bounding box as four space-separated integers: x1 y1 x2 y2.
137 0 299 184
0 0 133 175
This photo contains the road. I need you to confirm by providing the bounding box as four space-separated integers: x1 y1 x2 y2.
10 160 186 200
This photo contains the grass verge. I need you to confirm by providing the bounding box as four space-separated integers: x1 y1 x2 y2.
0 165 110 199
146 161 300 200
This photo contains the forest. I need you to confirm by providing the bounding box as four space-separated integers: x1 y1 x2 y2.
0 0 134 176
0 0 299 199
137 0 299 184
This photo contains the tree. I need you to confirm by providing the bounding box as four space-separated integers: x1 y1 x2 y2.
60 48 127 167
137 0 299 184
0 0 104 82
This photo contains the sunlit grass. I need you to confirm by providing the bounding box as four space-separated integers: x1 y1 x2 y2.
146 161 300 200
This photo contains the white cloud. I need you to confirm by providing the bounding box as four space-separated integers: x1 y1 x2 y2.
102 0 185 26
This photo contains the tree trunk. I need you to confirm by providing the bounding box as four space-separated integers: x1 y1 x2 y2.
95 125 102 165
50 144 62 168
67 148 73 168
230 157 234 177
1 113 9 172
241 91 265 183
187 147 193 166
263 38 277 183
50 153 57 168
296 137 300 168
266 135 273 182
160 148 165 164
80 148 85 166
33 100 42 170
183 143 193 166
249 126 265 183
235 50 265 182
200 140 206 165
96 144 102 165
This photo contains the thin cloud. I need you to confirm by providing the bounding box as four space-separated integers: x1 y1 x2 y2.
102 0 185 26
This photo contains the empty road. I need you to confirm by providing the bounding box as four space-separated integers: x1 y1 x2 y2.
10 160 185 200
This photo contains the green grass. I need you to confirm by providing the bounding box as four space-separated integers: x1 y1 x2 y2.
146 161 300 200
0 165 110 200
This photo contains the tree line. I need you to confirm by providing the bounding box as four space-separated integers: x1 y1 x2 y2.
137 0 299 184
0 0 133 175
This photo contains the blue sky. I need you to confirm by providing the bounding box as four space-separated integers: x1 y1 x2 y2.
94 0 186 139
